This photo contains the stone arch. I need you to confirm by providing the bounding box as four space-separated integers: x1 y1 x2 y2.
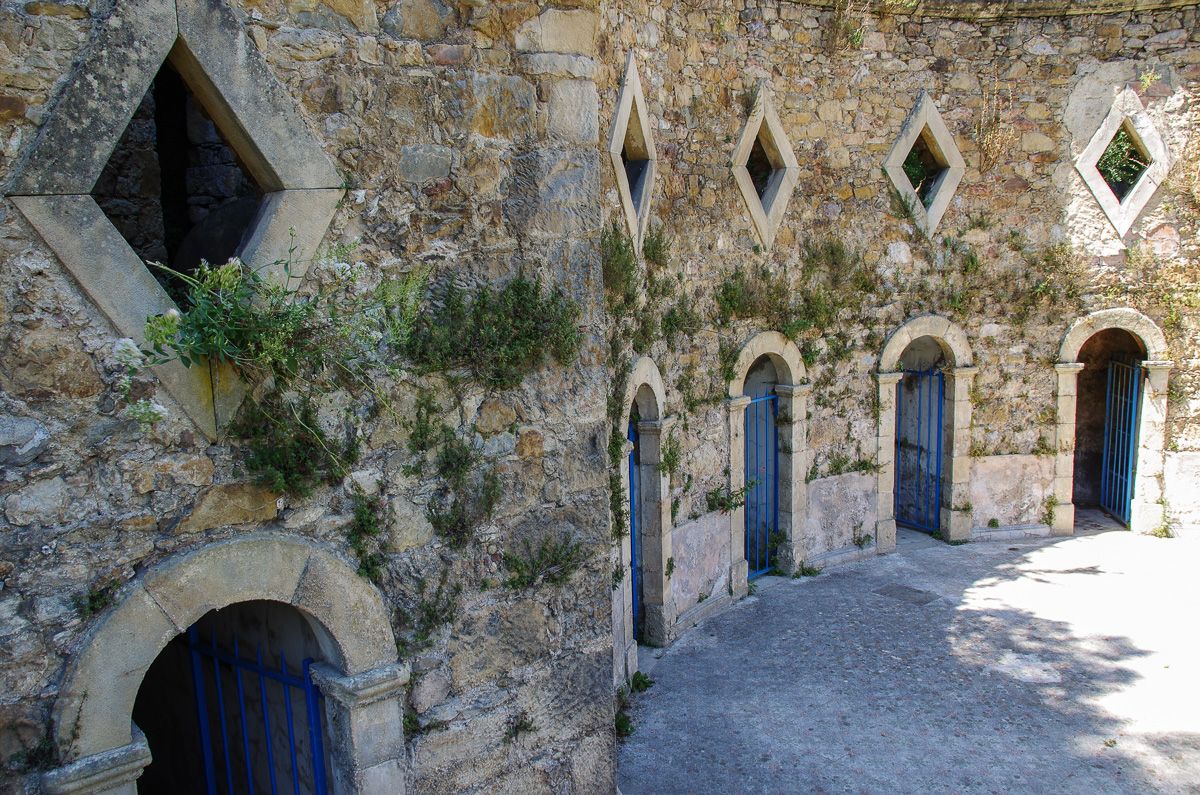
622 356 666 425
614 357 674 683
874 315 978 548
1051 309 1172 535
727 331 806 398
879 314 973 373
44 535 405 794
1058 308 1168 363
724 332 810 595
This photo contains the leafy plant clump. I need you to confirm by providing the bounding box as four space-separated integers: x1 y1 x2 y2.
347 491 386 583
504 532 588 589
396 568 462 657
405 276 582 390
1097 128 1150 199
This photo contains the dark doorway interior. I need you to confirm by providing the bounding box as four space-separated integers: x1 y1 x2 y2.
134 600 332 795
1073 328 1146 516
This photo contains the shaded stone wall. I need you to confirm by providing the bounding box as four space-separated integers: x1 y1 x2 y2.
597 0 1200 559
0 0 613 792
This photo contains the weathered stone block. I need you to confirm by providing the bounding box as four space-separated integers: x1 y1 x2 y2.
4 476 68 527
547 79 599 144
0 415 50 465
506 149 598 237
514 9 598 55
174 483 278 534
381 0 451 40
397 144 453 183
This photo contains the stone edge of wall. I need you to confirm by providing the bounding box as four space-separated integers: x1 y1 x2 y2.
799 0 1200 20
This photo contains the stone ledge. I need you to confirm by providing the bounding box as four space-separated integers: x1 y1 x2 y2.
970 524 1052 542
42 727 151 795
798 0 1200 19
808 543 879 569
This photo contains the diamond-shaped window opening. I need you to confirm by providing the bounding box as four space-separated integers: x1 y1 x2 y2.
92 59 265 306
609 54 657 248
884 91 965 235
8 0 344 439
1076 86 1172 238
732 83 798 250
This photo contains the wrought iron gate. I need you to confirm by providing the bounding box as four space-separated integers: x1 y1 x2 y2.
627 420 642 638
895 368 944 534
187 626 330 795
1100 357 1142 526
744 392 778 578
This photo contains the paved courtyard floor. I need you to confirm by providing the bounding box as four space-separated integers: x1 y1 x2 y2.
618 513 1200 794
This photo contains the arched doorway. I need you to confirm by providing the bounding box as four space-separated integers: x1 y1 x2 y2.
1053 309 1172 534
742 356 780 578
134 600 333 794
627 403 644 643
39 537 405 795
726 332 808 596
1072 329 1146 525
893 336 949 535
614 358 674 683
875 315 976 549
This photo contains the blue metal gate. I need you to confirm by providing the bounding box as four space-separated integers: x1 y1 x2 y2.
744 393 778 578
187 626 330 795
895 368 944 534
1100 357 1142 525
627 420 642 638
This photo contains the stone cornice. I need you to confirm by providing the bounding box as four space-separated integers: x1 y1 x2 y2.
793 0 1199 20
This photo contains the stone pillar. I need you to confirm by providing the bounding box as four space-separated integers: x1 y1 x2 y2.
774 383 810 571
311 662 410 794
1052 362 1086 535
1131 361 1173 534
636 418 677 646
41 728 151 795
874 372 903 552
945 366 977 542
726 395 752 598
613 435 636 684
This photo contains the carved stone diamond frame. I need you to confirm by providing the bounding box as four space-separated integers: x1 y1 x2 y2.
1075 86 1172 238
609 54 657 248
731 83 798 250
7 0 343 439
884 91 965 235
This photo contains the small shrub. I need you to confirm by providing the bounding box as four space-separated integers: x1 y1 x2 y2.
706 481 753 513
642 224 672 270
397 569 462 656
347 490 386 583
504 532 587 589
406 276 582 390
602 222 639 312
793 561 822 578
987 518 1000 528
505 711 538 743
1041 495 1059 527
657 431 682 475
77 576 120 618
630 671 655 692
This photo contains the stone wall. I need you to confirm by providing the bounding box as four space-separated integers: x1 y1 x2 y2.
597 0 1200 567
0 0 614 791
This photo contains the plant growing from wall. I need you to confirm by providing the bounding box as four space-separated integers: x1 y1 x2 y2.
347 490 387 583
504 532 588 589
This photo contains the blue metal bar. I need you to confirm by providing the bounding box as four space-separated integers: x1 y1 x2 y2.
281 651 301 795
771 393 778 574
303 660 328 795
1101 362 1114 512
210 633 235 795
894 376 903 522
256 646 279 795
628 420 639 637
188 627 219 795
931 369 940 533
233 637 255 795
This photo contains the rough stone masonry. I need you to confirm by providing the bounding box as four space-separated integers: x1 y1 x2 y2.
0 0 1197 793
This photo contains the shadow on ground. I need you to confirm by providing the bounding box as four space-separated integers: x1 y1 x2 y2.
617 519 1200 794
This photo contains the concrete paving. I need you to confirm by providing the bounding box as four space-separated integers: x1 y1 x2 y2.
618 513 1200 794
